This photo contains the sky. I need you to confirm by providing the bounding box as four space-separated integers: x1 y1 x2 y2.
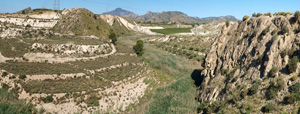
1 0 300 19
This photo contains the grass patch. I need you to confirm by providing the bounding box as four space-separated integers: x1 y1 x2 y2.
69 55 141 70
0 39 31 58
21 76 111 94
150 28 191 34
0 61 84 75
146 77 198 114
0 89 36 113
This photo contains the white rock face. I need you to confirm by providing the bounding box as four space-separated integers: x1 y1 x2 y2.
0 18 58 28
100 14 162 35
31 43 112 56
29 12 61 19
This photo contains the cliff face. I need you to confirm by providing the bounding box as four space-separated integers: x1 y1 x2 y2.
199 14 300 113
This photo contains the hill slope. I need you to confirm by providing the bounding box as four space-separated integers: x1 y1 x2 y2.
198 14 300 113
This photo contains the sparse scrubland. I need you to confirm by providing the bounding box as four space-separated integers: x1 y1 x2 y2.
1 6 300 114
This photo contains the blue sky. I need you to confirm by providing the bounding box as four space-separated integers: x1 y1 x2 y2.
1 0 300 19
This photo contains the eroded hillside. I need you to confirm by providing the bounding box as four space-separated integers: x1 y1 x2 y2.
198 13 300 113
0 8 162 113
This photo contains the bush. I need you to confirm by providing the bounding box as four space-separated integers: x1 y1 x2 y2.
297 26 300 33
133 40 144 56
1 83 9 90
287 56 299 73
285 82 300 104
264 12 272 17
43 96 54 103
252 13 257 17
290 82 300 93
261 26 270 36
292 75 297 81
271 29 277 35
257 13 263 17
1 72 8 77
268 67 278 77
252 30 257 37
226 20 230 27
19 75 26 80
280 49 287 58
248 80 260 95
256 54 264 63
247 20 253 25
108 30 117 45
221 68 229 76
294 11 300 18
264 103 274 112
243 15 250 21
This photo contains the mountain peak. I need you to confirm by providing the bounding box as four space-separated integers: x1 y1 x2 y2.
102 8 135 16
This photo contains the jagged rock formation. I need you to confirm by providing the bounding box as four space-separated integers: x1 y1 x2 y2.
199 14 300 113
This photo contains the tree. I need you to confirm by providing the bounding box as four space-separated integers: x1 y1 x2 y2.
133 40 144 56
108 30 117 45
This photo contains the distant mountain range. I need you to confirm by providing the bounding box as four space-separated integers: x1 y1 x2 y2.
102 8 237 24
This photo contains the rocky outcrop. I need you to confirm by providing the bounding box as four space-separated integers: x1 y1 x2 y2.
199 14 300 110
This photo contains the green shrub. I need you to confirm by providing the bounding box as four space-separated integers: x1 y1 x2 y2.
297 26 300 33
280 25 289 35
292 75 297 81
18 75 26 80
264 12 272 17
108 30 117 45
189 47 194 50
294 11 300 18
264 103 274 112
256 54 264 63
285 93 300 104
247 20 253 25
252 13 257 17
287 56 299 73
261 26 270 36
1 83 9 90
271 29 277 35
221 68 229 76
243 15 250 21
280 49 287 58
285 82 300 104
248 80 260 95
268 67 278 77
266 83 278 100
257 13 263 17
290 82 300 93
1 72 8 77
252 30 257 37
226 20 230 27
133 40 144 56
43 96 54 103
